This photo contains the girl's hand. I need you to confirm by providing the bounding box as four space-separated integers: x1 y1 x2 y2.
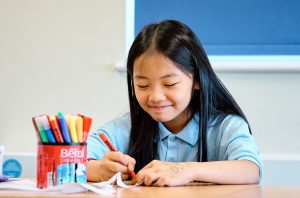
87 152 136 182
134 160 193 186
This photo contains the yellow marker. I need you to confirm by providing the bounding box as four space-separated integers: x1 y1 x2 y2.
76 115 83 143
68 115 78 143
65 114 70 129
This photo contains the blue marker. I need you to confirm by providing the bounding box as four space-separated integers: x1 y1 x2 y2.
41 116 56 143
57 112 71 143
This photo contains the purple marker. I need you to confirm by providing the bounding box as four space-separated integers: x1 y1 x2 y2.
0 177 8 182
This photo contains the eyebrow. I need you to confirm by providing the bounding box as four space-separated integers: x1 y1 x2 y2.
134 73 179 80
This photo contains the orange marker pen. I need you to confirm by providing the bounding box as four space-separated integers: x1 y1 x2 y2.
48 115 64 143
99 133 136 178
77 114 92 142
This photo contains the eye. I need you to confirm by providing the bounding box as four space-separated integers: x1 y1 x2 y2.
136 85 148 89
165 82 180 87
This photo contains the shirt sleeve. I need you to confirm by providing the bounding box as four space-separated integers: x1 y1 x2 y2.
218 115 263 179
87 113 131 160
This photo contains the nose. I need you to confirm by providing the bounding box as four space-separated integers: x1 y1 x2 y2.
148 88 166 103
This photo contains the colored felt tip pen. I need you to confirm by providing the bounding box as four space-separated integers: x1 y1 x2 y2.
41 115 56 143
68 115 78 143
75 115 83 143
78 114 92 142
34 116 49 143
48 115 64 143
99 133 136 178
32 117 42 142
57 112 71 144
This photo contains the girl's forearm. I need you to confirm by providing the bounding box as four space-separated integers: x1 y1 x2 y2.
185 160 260 184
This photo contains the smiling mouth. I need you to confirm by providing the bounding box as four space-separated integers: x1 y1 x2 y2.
149 105 171 111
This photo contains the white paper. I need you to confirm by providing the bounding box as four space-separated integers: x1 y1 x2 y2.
0 180 40 192
0 180 114 195
0 172 141 195
92 172 141 188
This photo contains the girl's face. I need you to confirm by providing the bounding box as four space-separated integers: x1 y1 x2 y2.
133 51 199 133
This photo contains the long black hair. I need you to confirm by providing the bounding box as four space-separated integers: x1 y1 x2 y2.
127 20 251 172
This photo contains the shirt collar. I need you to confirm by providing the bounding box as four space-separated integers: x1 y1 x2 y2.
158 113 199 146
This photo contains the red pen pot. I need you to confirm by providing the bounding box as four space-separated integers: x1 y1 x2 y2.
36 143 87 188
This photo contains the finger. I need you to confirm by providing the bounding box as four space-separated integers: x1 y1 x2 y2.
127 177 137 185
136 168 152 183
107 152 135 168
105 160 128 173
104 151 124 162
143 173 160 186
136 160 156 180
153 177 167 187
121 173 129 181
128 164 135 173
118 154 136 169
124 155 136 166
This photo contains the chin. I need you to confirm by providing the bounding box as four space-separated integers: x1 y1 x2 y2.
150 114 172 123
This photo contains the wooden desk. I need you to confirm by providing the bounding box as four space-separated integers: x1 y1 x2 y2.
1 184 300 198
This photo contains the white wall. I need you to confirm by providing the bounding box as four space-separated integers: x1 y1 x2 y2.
218 72 300 156
1 0 300 185
0 0 129 153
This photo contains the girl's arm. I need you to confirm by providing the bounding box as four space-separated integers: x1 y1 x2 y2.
188 160 259 184
135 159 259 186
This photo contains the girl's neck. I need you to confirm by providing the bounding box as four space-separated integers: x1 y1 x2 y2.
163 109 194 134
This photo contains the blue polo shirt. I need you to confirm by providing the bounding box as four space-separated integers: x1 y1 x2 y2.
87 112 263 178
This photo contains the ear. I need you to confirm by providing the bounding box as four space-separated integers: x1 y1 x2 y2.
193 81 200 90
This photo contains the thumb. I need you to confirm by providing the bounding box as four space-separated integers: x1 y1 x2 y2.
127 177 137 185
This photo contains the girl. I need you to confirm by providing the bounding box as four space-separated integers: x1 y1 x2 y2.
87 20 262 186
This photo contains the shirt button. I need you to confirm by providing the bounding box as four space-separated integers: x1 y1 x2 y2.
168 158 174 162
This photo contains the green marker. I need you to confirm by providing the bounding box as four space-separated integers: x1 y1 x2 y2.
35 116 49 143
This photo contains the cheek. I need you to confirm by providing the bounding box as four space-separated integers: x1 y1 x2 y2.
134 90 147 105
170 89 193 105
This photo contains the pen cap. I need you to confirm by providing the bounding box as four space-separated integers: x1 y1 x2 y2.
83 117 92 132
77 114 92 132
34 116 44 131
33 116 49 143
75 115 83 143
32 117 42 142
58 112 64 118
41 115 51 130
48 115 64 143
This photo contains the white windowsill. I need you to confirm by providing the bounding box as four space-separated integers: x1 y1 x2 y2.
209 55 300 72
